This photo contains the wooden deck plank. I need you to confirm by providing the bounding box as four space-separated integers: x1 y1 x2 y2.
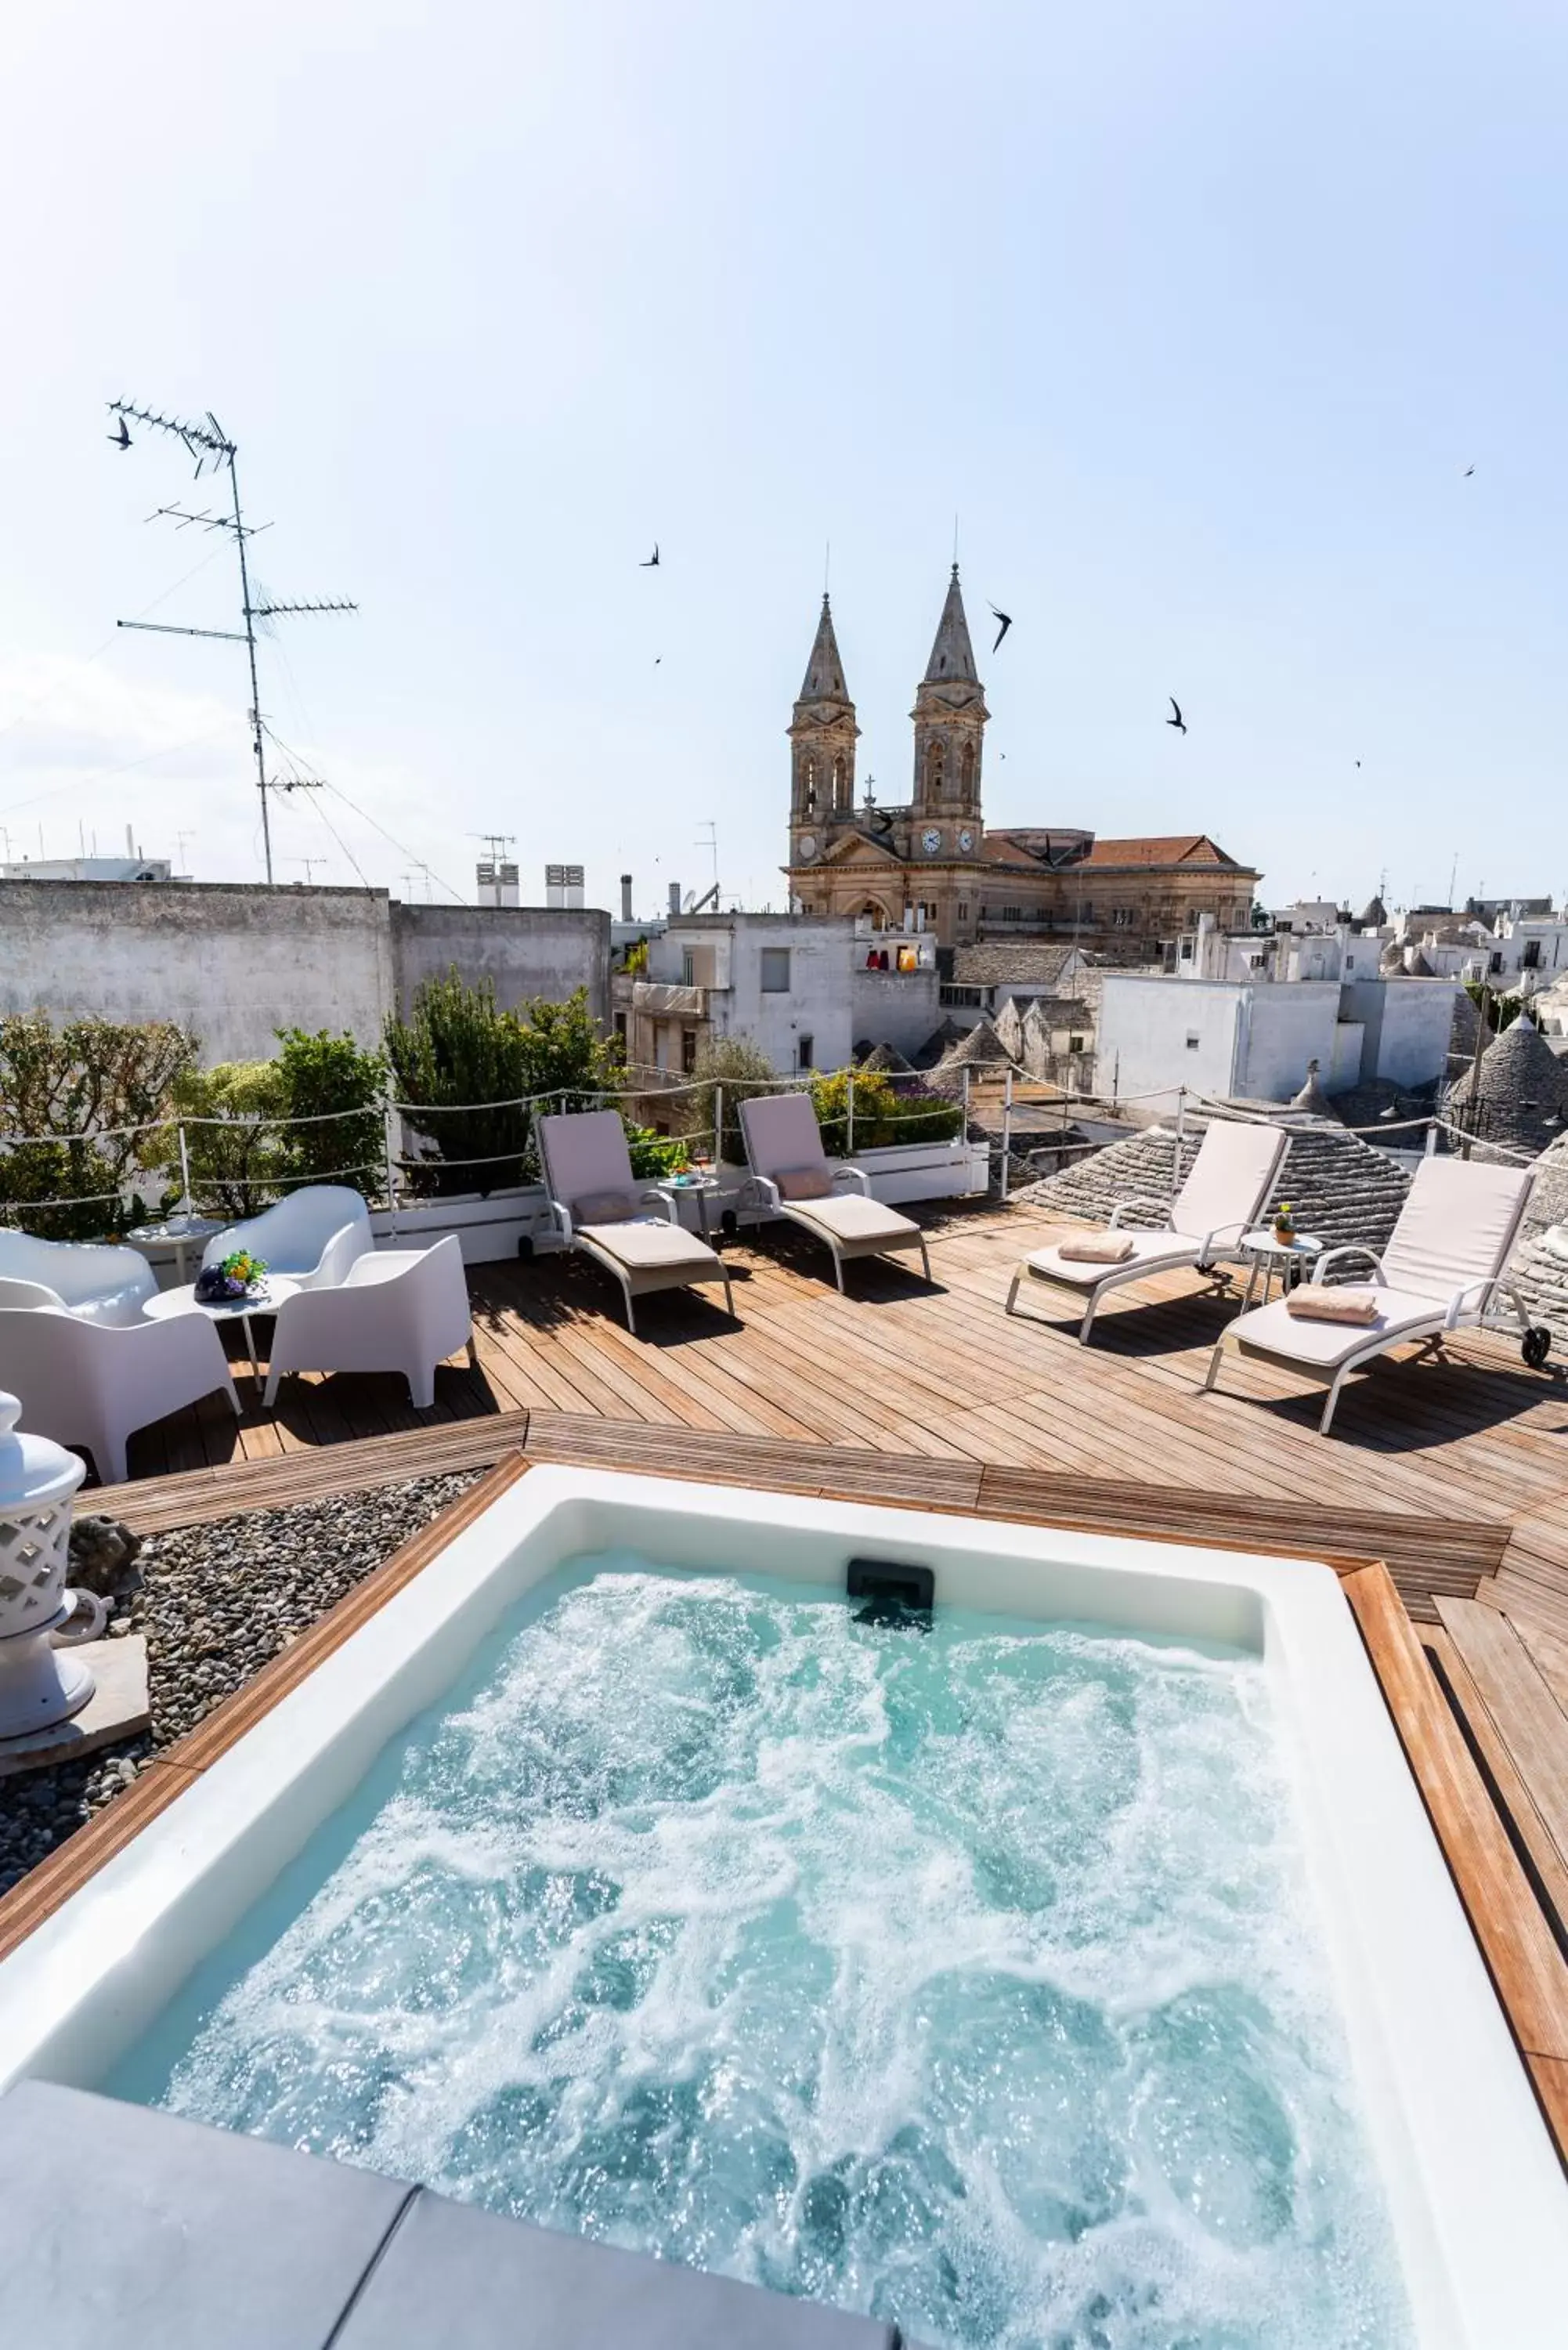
1423 1626 1568 1949
1435 1597 1568 1893
1342 1564 1568 2077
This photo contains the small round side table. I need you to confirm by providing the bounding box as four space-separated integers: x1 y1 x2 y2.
1237 1227 1323 1310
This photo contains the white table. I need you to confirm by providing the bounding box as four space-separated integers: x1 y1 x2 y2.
1237 1227 1323 1310
656 1175 723 1244
124 1215 226 1285
143 1276 299 1386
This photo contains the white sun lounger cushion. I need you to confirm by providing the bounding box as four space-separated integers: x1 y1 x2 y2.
1234 1286 1463 1366
576 1219 719 1271
786 1194 920 1245
1024 1228 1202 1289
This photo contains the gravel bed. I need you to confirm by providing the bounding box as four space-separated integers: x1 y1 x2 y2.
0 1470 483 1900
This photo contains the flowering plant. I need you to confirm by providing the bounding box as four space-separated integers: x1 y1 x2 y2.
1272 1201 1296 1238
193 1248 269 1303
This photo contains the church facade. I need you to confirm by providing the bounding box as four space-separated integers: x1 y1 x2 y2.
784 568 1259 964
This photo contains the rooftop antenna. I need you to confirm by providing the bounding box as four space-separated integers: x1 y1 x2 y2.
288 855 327 885
1447 848 1459 906
107 400 357 886
470 831 517 862
175 830 195 871
823 539 830 595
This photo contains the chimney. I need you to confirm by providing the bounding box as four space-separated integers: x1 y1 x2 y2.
668 882 681 917
620 873 633 922
125 824 135 856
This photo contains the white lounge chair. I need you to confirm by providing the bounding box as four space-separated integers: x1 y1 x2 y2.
0 1303 240 1484
1202 1155 1550 1436
736 1091 932 1290
201 1186 372 1289
1005 1118 1291 1343
535 1110 735 1335
262 1233 476 1409
0 1232 156 1327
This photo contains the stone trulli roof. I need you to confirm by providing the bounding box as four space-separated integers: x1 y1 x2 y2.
1446 1017 1568 1155
1449 987 1483 1067
927 1016 1012 1097
993 996 1026 1061
1013 1110 1413 1260
1498 1129 1568 1347
912 1016 967 1070
858 1042 915 1074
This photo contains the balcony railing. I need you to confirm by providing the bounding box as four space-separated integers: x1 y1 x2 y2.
630 981 708 1016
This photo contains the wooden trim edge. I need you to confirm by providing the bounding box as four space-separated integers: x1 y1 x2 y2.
1342 1562 1568 2162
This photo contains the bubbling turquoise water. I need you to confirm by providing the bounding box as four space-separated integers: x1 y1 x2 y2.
115 1556 1414 2348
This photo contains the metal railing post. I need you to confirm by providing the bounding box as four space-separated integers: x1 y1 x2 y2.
383 1104 401 1239
846 1069 855 1160
999 1065 1013 1202
1176 1086 1186 1146
713 1082 724 1168
177 1123 193 1219
962 1064 971 1131
1425 1118 1439 1159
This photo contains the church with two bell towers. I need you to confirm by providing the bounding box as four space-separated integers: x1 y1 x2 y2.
785 566 1257 962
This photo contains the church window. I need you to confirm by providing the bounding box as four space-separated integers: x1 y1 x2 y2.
803 756 818 814
832 755 847 808
1000 905 1023 923
927 743 945 799
960 741 975 796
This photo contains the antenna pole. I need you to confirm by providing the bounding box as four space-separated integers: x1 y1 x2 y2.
226 446 274 883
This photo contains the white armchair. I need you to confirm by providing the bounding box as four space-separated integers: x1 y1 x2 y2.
201 1187 373 1289
0 1233 156 1328
262 1234 475 1409
0 1305 240 1484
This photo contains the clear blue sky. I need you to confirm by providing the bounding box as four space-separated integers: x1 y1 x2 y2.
2 1 1565 918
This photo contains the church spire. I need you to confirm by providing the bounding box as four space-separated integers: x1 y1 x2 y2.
800 593 850 703
922 564 980 685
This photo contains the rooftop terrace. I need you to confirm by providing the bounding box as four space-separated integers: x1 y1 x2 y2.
6 1195 1568 2170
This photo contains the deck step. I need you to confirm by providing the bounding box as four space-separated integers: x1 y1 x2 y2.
1429 1599 1568 1948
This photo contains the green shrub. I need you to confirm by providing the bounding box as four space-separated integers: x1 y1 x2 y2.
168 1061 290 1218
385 974 626 1197
274 1027 387 1198
809 1067 962 1155
624 1124 689 1179
680 1035 777 1165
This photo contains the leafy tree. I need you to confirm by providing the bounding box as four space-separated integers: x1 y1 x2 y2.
679 1034 777 1165
385 974 626 1197
274 1027 388 1198
168 1061 290 1218
0 1013 196 1238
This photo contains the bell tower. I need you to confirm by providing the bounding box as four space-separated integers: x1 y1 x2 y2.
788 595 859 848
911 565 988 830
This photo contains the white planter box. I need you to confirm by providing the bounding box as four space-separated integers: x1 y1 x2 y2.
852 1139 989 1203
370 1188 548 1265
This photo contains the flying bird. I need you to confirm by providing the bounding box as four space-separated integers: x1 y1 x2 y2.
1166 696 1186 734
641 544 659 567
1463 465 1475 478
988 603 1012 653
109 416 130 450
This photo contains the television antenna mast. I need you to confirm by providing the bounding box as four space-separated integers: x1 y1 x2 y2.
470 831 517 862
107 400 357 886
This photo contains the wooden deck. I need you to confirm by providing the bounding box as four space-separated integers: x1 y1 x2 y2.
110 1202 1568 1633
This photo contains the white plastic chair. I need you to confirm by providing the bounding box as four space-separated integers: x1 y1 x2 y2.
0 1305 240 1484
1005 1119 1291 1343
262 1234 476 1409
0 1233 156 1327
736 1092 931 1289
1202 1156 1549 1435
201 1187 372 1289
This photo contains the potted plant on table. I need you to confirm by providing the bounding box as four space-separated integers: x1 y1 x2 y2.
194 1249 269 1303
1271 1201 1296 1246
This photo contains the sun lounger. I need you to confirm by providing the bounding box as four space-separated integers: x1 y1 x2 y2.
1004 1118 1291 1343
736 1091 932 1290
536 1110 735 1335
1201 1155 1551 1435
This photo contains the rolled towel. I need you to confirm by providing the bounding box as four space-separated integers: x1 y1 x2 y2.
1284 1285 1382 1326
1057 1231 1136 1265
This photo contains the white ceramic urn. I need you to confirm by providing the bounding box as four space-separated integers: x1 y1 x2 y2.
0 1390 97 1739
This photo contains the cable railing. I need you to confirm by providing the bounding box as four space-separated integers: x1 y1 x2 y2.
0 1064 977 1240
